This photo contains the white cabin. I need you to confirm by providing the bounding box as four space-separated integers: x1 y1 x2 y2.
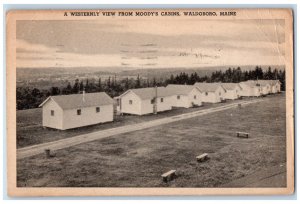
259 82 272 95
117 87 173 115
165 84 202 108
257 80 281 94
39 92 114 130
214 83 242 100
271 80 282 93
239 81 262 97
194 83 226 103
263 85 271 95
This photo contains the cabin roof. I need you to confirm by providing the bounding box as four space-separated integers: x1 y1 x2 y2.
256 80 281 86
121 87 172 100
240 81 261 88
213 83 241 90
194 82 224 92
246 80 271 87
165 84 201 95
39 92 114 109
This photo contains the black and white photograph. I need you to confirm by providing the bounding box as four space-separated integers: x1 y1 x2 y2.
6 8 294 196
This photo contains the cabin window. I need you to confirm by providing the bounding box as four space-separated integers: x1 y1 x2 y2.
51 110 54 116
177 95 180 100
129 100 133 105
151 98 155 104
77 109 81 115
194 95 197 99
205 92 208 96
219 92 221 96
96 107 100 113
161 98 164 103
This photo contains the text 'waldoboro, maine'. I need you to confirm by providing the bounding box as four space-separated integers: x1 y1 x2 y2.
64 11 237 17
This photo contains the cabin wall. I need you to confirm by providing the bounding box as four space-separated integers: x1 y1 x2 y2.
276 83 281 92
42 100 63 130
224 90 238 100
216 87 226 101
223 86 242 100
120 92 142 115
62 104 113 130
236 86 242 98
170 95 190 108
201 92 219 103
253 87 261 96
239 84 251 97
261 85 271 95
140 99 155 115
271 85 277 93
240 84 261 97
156 96 173 112
141 96 172 115
188 88 202 106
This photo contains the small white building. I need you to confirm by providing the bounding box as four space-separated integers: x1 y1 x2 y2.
256 80 281 94
194 83 226 103
215 83 242 100
39 92 114 130
256 80 272 95
165 84 202 108
271 80 282 93
117 87 173 115
239 81 262 97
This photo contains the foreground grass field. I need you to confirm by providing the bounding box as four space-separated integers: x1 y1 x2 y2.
17 94 286 187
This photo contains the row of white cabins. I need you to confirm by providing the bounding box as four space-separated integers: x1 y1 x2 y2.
39 80 281 130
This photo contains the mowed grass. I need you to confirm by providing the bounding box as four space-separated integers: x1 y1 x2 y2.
17 97 247 148
17 94 286 187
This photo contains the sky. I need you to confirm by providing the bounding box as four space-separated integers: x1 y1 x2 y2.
16 19 285 69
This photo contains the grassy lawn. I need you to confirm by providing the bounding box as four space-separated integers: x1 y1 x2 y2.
17 96 250 148
17 94 286 187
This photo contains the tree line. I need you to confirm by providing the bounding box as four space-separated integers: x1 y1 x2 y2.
17 66 285 110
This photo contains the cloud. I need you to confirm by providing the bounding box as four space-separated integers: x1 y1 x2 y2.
16 39 121 68
16 19 286 68
16 38 286 68
16 39 57 53
17 20 285 53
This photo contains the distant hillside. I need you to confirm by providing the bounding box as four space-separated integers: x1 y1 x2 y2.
17 65 285 82
118 65 285 79
17 67 115 80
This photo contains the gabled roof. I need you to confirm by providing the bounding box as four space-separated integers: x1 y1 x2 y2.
239 81 261 88
194 82 225 92
39 92 114 110
165 84 202 95
256 80 281 86
247 80 271 87
120 87 173 100
213 83 242 90
272 80 282 85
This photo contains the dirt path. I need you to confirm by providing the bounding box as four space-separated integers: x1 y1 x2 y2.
17 99 263 159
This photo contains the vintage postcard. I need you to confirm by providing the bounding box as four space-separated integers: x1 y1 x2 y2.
6 8 294 196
